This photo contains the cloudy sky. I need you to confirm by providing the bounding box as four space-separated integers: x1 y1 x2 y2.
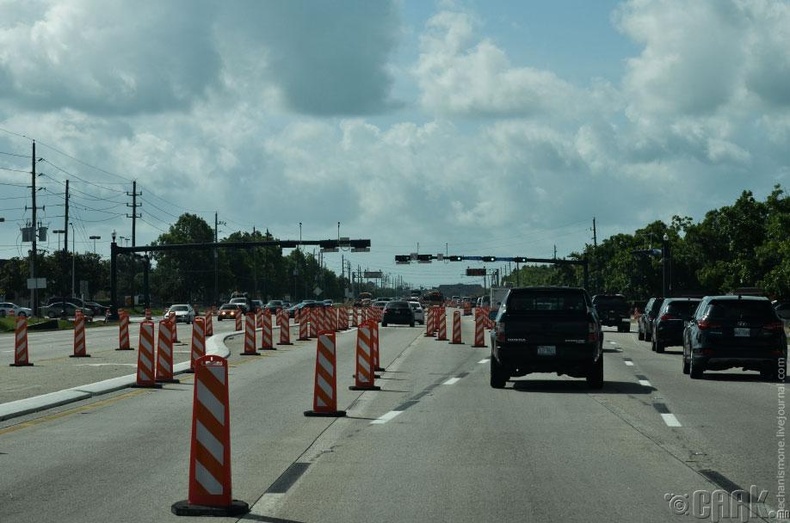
1 0 789 291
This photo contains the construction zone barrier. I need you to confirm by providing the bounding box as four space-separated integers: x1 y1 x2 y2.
308 308 318 338
117 310 132 350
304 331 346 417
171 355 249 517
205 312 214 337
10 315 33 367
234 310 242 331
449 310 464 345
169 311 181 344
350 320 380 391
435 307 447 341
133 321 161 388
240 313 259 356
145 308 152 320
187 317 206 373
472 309 487 348
156 319 180 383
260 310 275 350
278 309 292 345
371 320 384 372
297 308 310 341
425 307 436 337
70 311 91 358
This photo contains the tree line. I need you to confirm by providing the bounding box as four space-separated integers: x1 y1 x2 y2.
1 186 788 307
505 186 790 302
0 213 363 308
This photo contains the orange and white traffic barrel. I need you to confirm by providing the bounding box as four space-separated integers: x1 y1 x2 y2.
240 312 259 356
133 320 160 388
278 309 292 345
10 315 33 367
172 355 249 517
449 310 463 345
70 311 91 357
187 317 206 373
156 319 179 383
425 307 435 337
472 308 487 348
260 310 275 350
117 310 132 351
436 307 447 341
350 320 380 391
205 311 214 337
298 309 310 341
304 331 346 417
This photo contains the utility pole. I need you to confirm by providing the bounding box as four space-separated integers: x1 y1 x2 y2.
63 180 69 255
127 181 141 246
29 141 44 315
63 180 70 299
214 212 226 305
592 217 597 248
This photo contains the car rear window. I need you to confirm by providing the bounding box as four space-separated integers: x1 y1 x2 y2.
507 291 586 312
705 300 774 321
386 301 410 310
666 300 700 317
594 296 626 307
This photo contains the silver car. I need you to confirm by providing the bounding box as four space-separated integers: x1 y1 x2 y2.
164 304 196 324
0 302 33 318
408 301 425 325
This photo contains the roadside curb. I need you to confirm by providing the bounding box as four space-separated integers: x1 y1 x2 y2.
0 330 234 422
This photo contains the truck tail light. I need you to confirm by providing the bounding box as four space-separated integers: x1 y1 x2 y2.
587 320 599 343
495 322 507 343
697 320 720 330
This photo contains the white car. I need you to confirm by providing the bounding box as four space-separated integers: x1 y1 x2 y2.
164 304 196 324
408 301 425 325
0 302 33 318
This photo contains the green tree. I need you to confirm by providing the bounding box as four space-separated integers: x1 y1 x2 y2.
150 213 215 304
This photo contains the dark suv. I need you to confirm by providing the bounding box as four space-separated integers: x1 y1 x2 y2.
381 300 415 327
652 297 701 353
592 294 631 332
682 295 787 381
638 297 664 342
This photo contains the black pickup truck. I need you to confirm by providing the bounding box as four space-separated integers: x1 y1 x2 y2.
592 294 631 332
489 286 603 389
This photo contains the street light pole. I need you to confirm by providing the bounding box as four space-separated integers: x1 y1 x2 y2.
662 234 671 298
89 235 101 254
109 229 118 319
70 223 76 297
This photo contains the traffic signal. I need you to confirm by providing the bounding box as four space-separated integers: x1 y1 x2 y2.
417 254 433 263
481 256 496 262
512 257 525 263
395 255 410 264
447 255 463 262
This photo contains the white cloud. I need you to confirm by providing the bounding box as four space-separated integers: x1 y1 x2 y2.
1 0 789 287
415 9 583 118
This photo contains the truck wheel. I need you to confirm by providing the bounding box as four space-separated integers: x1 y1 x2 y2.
586 354 604 389
689 357 704 379
490 356 508 389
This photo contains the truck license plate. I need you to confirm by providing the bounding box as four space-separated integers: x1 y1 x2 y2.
537 346 556 356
